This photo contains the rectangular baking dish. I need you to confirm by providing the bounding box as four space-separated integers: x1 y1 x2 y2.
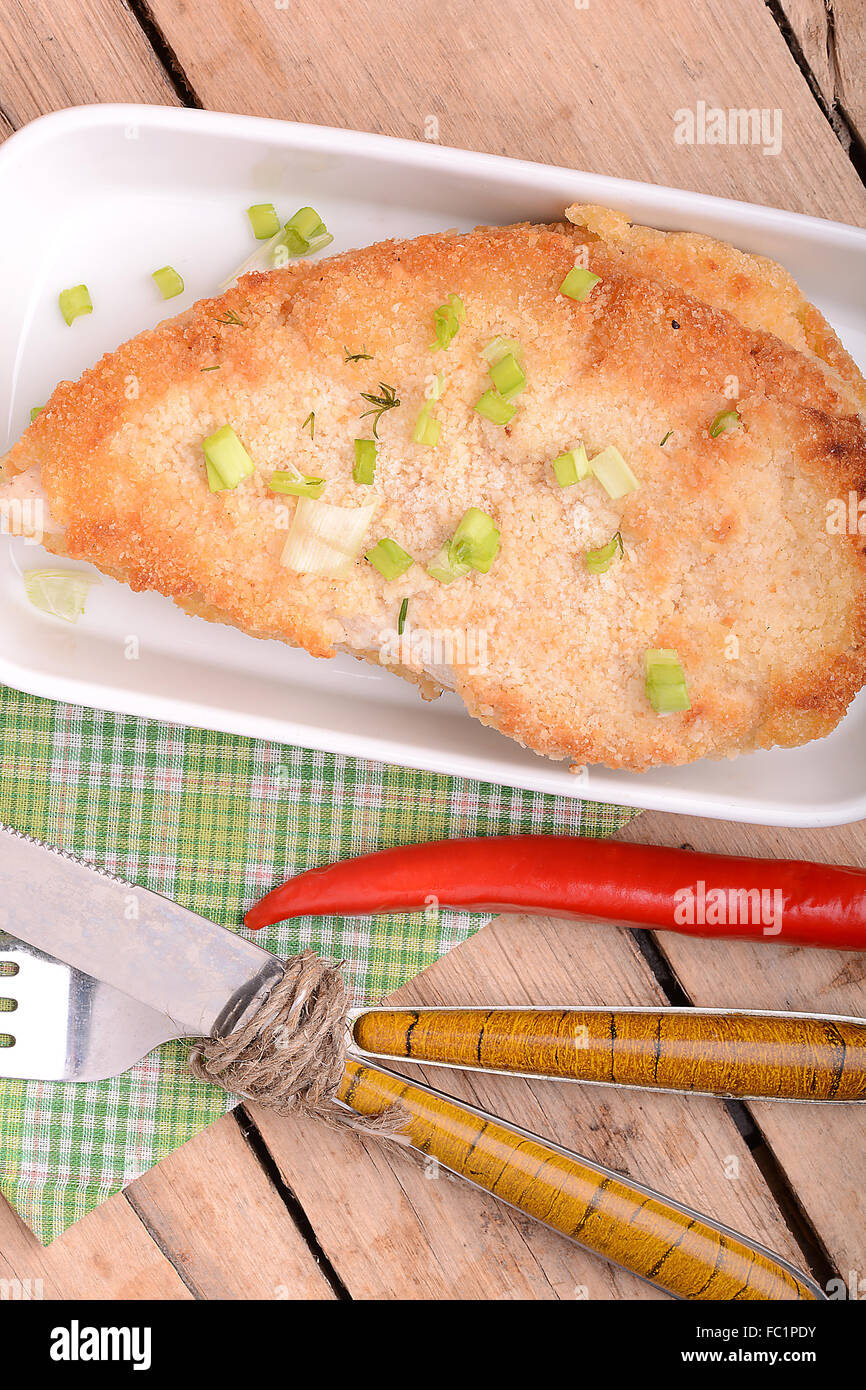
1 104 864 827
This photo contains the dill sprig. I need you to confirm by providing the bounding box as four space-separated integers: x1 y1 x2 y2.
302 410 315 439
345 345 373 363
214 309 248 328
360 382 400 439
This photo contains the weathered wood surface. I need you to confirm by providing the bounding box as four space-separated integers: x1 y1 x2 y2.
0 0 863 1300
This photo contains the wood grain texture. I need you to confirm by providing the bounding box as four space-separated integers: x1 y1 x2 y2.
618 812 866 1277
146 0 866 222
0 0 179 129
0 1187 191 1299
250 912 814 1299
779 0 866 146
124 1112 336 1299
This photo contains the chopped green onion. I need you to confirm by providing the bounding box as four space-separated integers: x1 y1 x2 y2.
219 206 332 290
430 294 465 352
426 543 470 585
488 352 526 400
426 371 446 401
23 569 99 624
709 409 742 438
398 597 409 635
474 389 516 425
659 430 673 447
413 402 441 446
302 410 315 439
353 438 378 485
59 285 92 326
481 336 523 363
29 407 43 423
152 266 184 300
428 507 500 582
452 507 500 573
645 649 691 713
247 203 280 240
552 445 590 487
280 497 377 576
559 267 601 302
269 472 326 499
365 537 414 580
282 206 333 257
585 531 624 575
202 425 255 492
590 445 639 499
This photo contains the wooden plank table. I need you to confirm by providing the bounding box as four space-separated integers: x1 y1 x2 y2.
0 0 864 1300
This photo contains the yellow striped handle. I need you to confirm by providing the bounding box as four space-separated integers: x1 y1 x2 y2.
336 1060 822 1300
350 1007 866 1101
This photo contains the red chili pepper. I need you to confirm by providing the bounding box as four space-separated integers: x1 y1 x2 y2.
245 836 866 951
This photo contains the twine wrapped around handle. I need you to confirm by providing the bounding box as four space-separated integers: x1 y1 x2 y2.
189 950 406 1135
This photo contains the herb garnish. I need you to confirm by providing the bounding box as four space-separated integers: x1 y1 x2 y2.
214 309 248 328
659 430 672 446
398 597 409 636
302 410 315 439
345 345 373 363
360 382 400 438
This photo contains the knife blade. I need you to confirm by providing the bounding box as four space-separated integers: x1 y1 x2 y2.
0 824 284 1038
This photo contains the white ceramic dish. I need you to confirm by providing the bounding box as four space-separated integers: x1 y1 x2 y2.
1 104 864 827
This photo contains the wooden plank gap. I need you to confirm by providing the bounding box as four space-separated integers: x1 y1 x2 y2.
234 1106 352 1301
122 1188 205 1300
768 0 866 182
125 0 204 108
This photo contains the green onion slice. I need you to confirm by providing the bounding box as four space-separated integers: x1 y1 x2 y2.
247 203 280 240
29 407 43 424
474 390 516 426
281 497 377 576
709 409 742 438
428 507 500 583
203 425 255 492
590 445 639 499
152 266 185 300
413 402 441 447
645 648 691 713
585 531 624 574
365 537 414 580
481 336 523 363
488 352 526 400
353 438 378 485
553 445 590 487
59 285 92 326
430 294 465 352
559 267 601 302
269 471 326 499
219 205 332 289
23 569 99 624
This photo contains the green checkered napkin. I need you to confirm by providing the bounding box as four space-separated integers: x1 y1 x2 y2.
0 685 639 1243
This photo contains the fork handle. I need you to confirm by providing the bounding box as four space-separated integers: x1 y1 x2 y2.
337 1059 822 1300
350 1007 866 1101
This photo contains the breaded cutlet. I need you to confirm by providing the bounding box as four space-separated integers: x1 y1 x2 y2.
1 212 865 772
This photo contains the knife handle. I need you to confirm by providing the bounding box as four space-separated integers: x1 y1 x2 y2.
336 1059 822 1300
350 1007 866 1101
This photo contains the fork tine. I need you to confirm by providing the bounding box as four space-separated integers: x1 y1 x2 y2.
0 937 182 1082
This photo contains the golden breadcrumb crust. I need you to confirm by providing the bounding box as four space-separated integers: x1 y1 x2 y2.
2 213 865 771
